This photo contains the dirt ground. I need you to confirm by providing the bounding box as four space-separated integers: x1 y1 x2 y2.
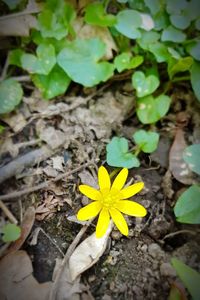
0 80 200 299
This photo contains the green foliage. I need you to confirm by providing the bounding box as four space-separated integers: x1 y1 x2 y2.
174 185 200 224
115 10 142 39
190 62 200 101
132 71 160 97
183 144 200 175
0 79 23 114
84 2 116 27
136 94 171 124
133 130 159 153
106 137 140 168
1 223 21 242
2 0 22 10
171 258 200 300
168 57 193 79
57 38 114 87
114 53 143 72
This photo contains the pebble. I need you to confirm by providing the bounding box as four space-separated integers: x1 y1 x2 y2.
148 243 164 259
140 244 148 252
160 262 176 277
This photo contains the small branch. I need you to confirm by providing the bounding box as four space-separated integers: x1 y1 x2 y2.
0 200 18 224
10 75 31 82
0 161 96 201
162 229 200 241
0 54 10 81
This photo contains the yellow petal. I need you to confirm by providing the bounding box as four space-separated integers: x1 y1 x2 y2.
121 182 144 199
115 200 147 217
109 207 128 236
98 166 111 191
77 202 102 221
96 207 110 238
111 168 128 191
79 185 101 200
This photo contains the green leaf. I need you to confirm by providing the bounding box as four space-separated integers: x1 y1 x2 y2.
1 0 22 9
114 53 143 72
32 65 71 100
137 31 160 50
161 26 186 43
190 61 200 101
187 41 200 61
57 38 114 87
171 258 200 300
106 137 140 168
144 0 160 15
166 0 188 15
132 71 160 97
84 2 116 27
148 42 171 62
21 44 56 75
174 185 200 224
1 223 21 242
38 2 76 40
9 49 23 67
195 18 200 30
170 14 191 30
115 9 142 39
0 79 23 114
133 130 159 153
183 144 200 175
168 57 193 79
136 94 171 124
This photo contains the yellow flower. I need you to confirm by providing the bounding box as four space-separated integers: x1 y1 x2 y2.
77 166 147 238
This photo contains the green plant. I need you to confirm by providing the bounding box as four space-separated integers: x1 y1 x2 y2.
1 223 21 242
106 129 159 168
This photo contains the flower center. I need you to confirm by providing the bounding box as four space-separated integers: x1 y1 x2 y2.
100 189 120 208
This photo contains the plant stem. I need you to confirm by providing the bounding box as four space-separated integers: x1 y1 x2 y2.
172 76 190 83
110 168 120 179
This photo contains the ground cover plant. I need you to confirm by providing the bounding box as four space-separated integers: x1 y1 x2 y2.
0 0 200 299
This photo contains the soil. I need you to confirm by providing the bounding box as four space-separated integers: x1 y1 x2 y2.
0 80 200 300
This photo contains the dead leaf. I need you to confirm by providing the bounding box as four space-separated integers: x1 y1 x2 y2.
51 156 64 172
6 207 35 255
43 165 58 177
78 170 98 189
0 250 52 300
169 128 196 184
0 137 19 157
69 222 112 281
1 112 27 133
40 127 67 150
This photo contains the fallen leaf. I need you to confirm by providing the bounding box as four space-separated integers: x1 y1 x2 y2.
39 127 67 150
169 128 196 184
1 112 27 133
78 170 98 188
5 207 35 255
0 250 51 300
69 222 112 281
51 156 64 172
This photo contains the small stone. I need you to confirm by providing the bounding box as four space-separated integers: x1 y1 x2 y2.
148 243 164 259
141 244 148 252
102 295 112 300
88 274 96 282
111 230 122 240
160 262 176 277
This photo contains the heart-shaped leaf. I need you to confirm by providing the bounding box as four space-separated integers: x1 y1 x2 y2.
190 61 200 101
174 185 200 224
187 41 200 61
21 44 56 75
161 25 186 43
183 144 200 175
132 71 160 97
32 65 71 99
136 94 171 124
114 53 143 72
133 130 159 153
171 258 200 300
106 137 140 168
57 38 114 87
115 9 142 39
168 57 193 79
0 79 23 114
1 223 21 242
85 2 116 27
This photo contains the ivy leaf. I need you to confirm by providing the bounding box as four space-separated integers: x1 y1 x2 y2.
168 57 193 79
161 25 186 43
106 137 140 168
132 71 160 97
136 94 171 124
0 79 23 114
187 41 200 61
57 38 114 87
174 185 200 224
9 49 23 67
171 258 200 300
114 53 143 72
32 65 71 100
133 130 159 153
183 144 200 175
37 2 76 40
115 9 142 39
190 61 200 102
21 44 56 75
84 2 116 27
1 223 21 242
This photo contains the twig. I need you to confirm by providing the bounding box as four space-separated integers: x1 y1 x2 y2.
49 220 92 300
162 229 200 241
0 55 9 81
10 75 31 82
0 200 18 224
0 161 96 201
